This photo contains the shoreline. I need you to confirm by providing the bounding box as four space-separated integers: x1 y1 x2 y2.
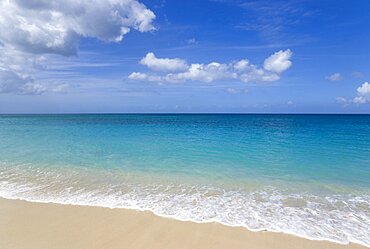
0 197 368 249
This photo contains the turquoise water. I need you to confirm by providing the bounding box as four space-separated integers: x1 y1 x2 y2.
0 114 369 246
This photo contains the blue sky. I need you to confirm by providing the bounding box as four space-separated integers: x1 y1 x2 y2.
0 0 369 113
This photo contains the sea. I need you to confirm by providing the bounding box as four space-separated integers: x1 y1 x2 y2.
0 114 369 246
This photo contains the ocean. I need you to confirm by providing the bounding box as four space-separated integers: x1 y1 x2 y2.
0 114 369 246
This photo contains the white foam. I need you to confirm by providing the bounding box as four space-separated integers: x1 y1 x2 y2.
0 164 369 247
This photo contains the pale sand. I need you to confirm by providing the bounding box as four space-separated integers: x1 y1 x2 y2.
0 198 367 249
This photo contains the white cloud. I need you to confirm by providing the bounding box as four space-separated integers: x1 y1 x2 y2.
128 72 163 82
0 65 69 94
0 46 45 94
263 49 292 73
326 73 343 81
128 72 148 80
140 52 189 72
0 0 156 94
353 82 370 104
130 49 293 84
357 82 370 96
337 82 370 105
0 46 72 94
166 62 235 83
0 0 156 56
233 59 250 72
238 62 280 82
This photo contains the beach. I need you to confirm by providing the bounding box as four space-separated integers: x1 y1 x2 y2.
0 197 368 249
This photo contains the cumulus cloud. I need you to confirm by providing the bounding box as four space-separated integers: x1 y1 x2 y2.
0 68 68 95
263 49 292 73
326 73 343 81
128 72 149 80
129 49 293 84
0 0 156 56
336 82 370 105
353 82 370 104
0 46 45 94
140 52 189 72
165 62 235 83
0 0 156 94
128 72 162 82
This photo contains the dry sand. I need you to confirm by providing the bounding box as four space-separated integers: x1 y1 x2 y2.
0 197 367 249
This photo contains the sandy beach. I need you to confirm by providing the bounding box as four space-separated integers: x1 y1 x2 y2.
0 198 367 249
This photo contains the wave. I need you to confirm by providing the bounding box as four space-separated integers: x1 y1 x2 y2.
0 163 369 247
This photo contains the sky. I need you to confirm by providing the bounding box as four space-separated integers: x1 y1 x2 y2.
0 0 369 113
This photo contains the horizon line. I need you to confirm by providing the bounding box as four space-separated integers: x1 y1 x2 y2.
1 112 370 115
